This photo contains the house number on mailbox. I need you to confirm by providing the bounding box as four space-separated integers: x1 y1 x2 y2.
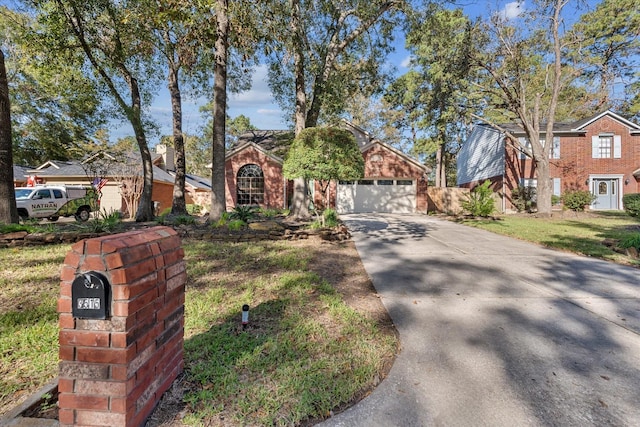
71 271 110 319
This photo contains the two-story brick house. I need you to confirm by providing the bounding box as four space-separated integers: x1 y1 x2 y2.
457 110 640 212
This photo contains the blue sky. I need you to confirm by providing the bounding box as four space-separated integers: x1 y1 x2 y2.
130 0 599 145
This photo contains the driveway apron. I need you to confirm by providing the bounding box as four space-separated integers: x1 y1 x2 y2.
319 214 640 427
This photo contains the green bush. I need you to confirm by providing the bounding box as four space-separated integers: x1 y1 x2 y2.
186 204 202 215
551 195 561 206
623 193 640 218
562 190 596 211
230 205 257 222
462 181 495 217
620 232 640 250
511 186 537 212
227 219 246 231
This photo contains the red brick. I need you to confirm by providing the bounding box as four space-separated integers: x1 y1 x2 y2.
104 252 124 270
112 274 158 301
109 268 127 285
79 254 106 272
60 330 111 347
64 249 82 267
85 239 103 256
110 365 129 381
149 242 161 256
58 408 75 425
76 345 135 364
59 313 75 330
58 378 74 393
121 244 154 265
59 362 109 380
111 332 127 348
60 281 72 298
110 396 135 414
58 393 109 410
59 345 75 361
57 297 72 314
101 239 128 254
60 266 77 282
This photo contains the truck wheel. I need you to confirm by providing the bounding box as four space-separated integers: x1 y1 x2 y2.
48 216 59 222
18 210 29 222
76 207 91 222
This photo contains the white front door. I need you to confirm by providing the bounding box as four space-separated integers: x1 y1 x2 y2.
592 179 619 210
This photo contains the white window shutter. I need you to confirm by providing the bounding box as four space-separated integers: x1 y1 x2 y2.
553 178 561 196
592 136 600 159
613 135 621 158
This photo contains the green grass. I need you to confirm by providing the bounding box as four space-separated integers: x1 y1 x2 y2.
460 211 640 266
0 239 396 425
0 245 67 412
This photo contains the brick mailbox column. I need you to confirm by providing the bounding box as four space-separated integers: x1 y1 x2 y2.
57 226 186 427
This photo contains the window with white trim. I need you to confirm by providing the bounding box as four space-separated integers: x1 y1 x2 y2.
592 134 621 159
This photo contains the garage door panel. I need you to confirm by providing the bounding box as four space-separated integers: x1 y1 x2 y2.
337 179 416 214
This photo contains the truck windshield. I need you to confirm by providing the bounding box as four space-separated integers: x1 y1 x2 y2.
15 189 33 199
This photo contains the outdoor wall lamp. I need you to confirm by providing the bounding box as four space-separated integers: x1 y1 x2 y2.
625 178 630 185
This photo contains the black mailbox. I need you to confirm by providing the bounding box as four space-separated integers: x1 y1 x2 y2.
72 272 110 319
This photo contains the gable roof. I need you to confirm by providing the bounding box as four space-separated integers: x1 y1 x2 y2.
13 165 32 182
226 124 429 173
361 140 430 172
231 130 295 158
499 110 640 136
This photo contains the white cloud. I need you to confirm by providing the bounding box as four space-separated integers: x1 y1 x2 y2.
400 55 413 68
501 1 525 20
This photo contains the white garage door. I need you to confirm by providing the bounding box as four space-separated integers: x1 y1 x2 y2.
336 179 416 214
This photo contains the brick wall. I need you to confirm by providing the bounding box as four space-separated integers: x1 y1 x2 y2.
225 147 286 210
57 226 186 427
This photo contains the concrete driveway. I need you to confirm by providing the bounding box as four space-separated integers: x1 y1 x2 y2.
319 214 640 427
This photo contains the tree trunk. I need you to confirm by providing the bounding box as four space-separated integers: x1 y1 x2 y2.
210 0 229 222
167 59 188 216
289 0 310 219
0 49 19 224
128 76 154 222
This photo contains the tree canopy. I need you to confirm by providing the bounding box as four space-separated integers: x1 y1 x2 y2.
283 126 364 209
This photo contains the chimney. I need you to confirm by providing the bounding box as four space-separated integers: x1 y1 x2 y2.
156 144 175 171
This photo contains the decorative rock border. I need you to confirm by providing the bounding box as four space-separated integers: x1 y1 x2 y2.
0 222 351 248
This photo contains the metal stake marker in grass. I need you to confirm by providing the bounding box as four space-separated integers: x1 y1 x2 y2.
242 304 249 330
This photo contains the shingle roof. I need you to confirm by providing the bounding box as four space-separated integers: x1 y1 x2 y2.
231 130 295 159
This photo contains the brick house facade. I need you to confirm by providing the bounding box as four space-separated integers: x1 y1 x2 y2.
224 124 430 213
457 111 640 212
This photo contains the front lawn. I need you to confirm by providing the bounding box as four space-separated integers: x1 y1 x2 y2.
0 237 397 425
460 211 640 266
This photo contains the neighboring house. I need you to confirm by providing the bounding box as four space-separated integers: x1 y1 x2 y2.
224 122 430 213
457 110 640 212
18 145 209 215
13 165 32 187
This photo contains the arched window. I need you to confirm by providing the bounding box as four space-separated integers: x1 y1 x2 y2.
237 164 264 205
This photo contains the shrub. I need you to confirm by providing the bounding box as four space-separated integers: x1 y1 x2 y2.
562 190 596 211
323 208 339 227
227 219 246 231
619 232 640 250
551 195 561 206
623 193 640 218
511 186 537 212
461 181 495 217
230 205 257 222
186 204 202 215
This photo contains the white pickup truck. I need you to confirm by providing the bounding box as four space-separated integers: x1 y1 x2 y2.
15 185 100 222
